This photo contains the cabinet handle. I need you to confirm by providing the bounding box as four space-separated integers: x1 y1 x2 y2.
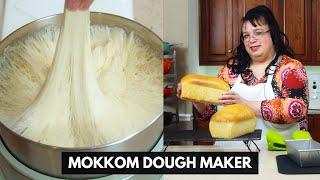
228 50 232 53
318 49 320 53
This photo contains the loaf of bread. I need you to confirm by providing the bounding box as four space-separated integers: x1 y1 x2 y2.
209 104 256 138
180 74 230 104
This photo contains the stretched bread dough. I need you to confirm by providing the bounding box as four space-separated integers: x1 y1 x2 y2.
0 10 162 147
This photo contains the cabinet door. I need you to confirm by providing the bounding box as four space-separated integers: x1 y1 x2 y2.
239 0 283 29
199 0 273 65
281 0 313 64
243 0 313 64
199 0 234 65
199 0 318 65
312 0 320 64
240 0 272 13
237 0 273 38
308 114 320 143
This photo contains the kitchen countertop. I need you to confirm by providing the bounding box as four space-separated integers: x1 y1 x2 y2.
164 144 319 180
164 121 320 179
308 109 320 114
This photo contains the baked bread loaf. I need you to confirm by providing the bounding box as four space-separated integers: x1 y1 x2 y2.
180 74 230 104
209 104 256 138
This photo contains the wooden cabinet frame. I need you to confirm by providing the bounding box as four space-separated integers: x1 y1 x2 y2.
199 0 320 65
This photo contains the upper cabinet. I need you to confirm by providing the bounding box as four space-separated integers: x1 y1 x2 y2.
199 0 235 65
199 0 320 66
312 0 320 65
279 0 313 64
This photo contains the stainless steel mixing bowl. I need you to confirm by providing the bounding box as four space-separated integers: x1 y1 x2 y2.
0 12 163 179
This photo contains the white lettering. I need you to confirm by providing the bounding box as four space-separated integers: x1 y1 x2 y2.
69 156 143 169
187 157 196 168
200 157 212 168
114 157 126 168
153 156 164 169
243 157 252 168
143 157 153 168
93 157 103 168
166 157 175 169
234 157 242 168
175 157 185 169
200 156 253 169
127 157 139 168
104 157 114 168
144 156 198 169
68 157 81 168
213 157 224 168
224 157 234 168
81 156 93 169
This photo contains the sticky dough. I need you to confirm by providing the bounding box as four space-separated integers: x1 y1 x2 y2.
0 10 162 147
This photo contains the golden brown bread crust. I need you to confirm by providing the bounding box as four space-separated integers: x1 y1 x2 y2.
180 74 230 104
210 104 256 123
181 74 230 91
209 104 257 138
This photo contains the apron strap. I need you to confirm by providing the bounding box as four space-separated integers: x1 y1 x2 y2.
236 64 277 85
236 74 242 83
267 66 276 84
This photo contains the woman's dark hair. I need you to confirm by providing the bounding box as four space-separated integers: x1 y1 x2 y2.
228 5 295 78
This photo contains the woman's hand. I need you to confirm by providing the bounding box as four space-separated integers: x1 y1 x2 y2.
176 83 182 98
220 91 262 117
176 82 208 114
66 0 94 11
219 91 248 105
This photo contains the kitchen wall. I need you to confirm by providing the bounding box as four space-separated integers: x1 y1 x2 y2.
0 0 4 38
163 0 190 115
133 0 163 39
163 0 320 115
163 0 200 115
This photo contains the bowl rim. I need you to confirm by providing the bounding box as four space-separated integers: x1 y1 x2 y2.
0 11 163 46
0 11 163 150
0 113 163 150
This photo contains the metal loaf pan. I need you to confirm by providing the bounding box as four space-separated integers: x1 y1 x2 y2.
286 139 320 167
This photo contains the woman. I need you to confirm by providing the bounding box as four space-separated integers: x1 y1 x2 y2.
178 5 309 144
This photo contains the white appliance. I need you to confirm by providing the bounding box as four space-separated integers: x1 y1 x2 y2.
308 73 320 110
